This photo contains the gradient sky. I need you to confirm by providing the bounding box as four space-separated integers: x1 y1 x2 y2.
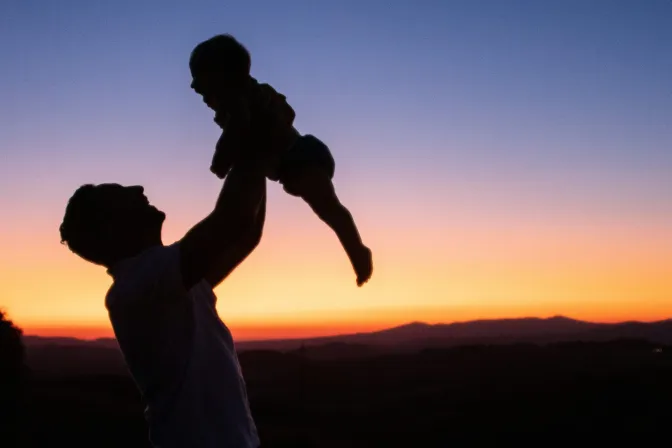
1 0 671 340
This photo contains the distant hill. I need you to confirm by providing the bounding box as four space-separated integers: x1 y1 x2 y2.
23 316 672 373
23 336 119 348
235 316 672 351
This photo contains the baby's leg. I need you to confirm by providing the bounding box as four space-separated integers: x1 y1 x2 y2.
283 169 373 286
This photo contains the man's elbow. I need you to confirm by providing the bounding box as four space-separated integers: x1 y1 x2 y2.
245 223 263 251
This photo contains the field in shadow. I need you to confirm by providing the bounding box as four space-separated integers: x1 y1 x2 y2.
14 339 672 447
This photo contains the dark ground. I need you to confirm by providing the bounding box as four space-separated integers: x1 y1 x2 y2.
10 340 672 447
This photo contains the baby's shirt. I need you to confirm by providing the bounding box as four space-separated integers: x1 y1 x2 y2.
210 79 297 179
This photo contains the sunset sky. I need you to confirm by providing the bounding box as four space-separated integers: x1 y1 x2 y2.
1 0 671 340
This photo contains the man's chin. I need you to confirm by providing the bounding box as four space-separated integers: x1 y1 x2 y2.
153 213 166 238
150 208 166 224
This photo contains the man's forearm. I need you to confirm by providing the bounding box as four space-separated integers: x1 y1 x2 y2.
204 190 266 288
245 187 266 245
211 158 266 229
178 148 266 290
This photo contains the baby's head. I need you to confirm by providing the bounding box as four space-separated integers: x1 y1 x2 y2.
190 34 251 113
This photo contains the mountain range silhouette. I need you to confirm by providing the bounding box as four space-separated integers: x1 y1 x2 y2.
24 316 672 374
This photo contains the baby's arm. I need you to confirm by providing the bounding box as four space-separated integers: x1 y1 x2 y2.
255 82 296 130
210 129 236 178
284 168 373 286
210 96 253 179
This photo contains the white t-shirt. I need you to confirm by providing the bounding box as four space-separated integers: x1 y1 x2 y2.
105 243 260 448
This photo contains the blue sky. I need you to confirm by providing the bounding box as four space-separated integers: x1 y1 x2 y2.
2 0 670 197
1 1 671 331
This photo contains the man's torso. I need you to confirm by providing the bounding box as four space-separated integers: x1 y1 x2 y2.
105 243 259 448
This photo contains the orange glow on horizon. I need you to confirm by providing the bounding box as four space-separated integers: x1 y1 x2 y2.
2 179 671 342
21 308 672 342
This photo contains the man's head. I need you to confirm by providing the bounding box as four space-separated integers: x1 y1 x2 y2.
59 184 165 268
189 34 251 113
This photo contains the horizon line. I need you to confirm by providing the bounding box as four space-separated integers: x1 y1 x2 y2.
22 314 672 343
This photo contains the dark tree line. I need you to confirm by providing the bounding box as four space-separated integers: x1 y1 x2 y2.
1 310 27 447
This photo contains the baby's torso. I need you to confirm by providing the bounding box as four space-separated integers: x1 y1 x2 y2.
249 80 300 151
215 79 307 181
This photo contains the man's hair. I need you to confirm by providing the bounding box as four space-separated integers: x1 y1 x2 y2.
189 34 251 79
59 184 109 265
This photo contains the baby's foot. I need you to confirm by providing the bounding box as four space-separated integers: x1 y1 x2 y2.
354 245 373 287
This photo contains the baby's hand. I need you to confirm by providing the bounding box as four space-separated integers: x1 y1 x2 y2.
210 130 236 179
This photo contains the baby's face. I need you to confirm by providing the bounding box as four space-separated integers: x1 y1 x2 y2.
191 72 223 112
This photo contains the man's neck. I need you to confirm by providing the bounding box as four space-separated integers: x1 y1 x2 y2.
106 239 163 276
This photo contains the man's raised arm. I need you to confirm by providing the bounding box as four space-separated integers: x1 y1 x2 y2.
178 156 266 291
203 187 266 289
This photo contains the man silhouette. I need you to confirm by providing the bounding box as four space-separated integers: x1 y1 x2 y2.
59 147 267 447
